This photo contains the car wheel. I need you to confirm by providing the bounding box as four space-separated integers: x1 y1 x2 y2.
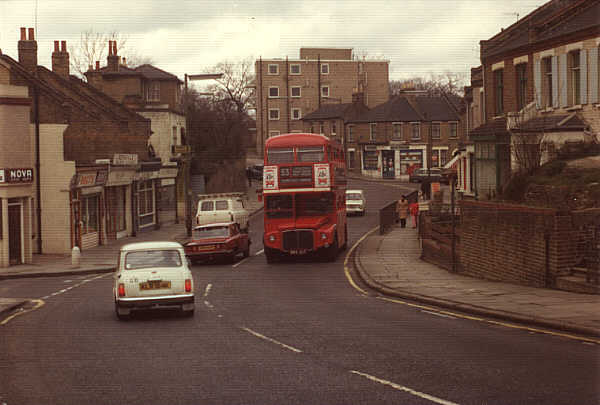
181 305 195 317
115 303 131 321
323 235 339 262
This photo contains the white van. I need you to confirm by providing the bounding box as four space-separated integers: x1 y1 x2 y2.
195 193 249 232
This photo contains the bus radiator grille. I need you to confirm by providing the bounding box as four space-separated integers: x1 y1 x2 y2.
282 230 313 251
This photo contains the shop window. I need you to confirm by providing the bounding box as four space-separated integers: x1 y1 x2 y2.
81 195 99 234
138 180 155 227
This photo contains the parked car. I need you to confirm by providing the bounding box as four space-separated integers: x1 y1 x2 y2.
248 164 263 181
113 241 194 320
196 193 249 232
346 189 366 216
183 222 250 264
409 168 443 183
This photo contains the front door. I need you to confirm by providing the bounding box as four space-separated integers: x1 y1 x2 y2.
382 150 395 179
8 204 22 265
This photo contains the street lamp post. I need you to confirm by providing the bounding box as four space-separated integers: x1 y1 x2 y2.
183 73 223 237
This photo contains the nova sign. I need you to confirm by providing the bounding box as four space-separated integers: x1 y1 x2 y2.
0 168 34 183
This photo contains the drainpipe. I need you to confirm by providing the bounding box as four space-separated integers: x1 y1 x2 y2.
286 56 290 133
318 54 321 109
34 86 42 253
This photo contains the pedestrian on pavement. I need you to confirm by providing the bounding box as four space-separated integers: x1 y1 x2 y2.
396 195 409 228
409 201 419 228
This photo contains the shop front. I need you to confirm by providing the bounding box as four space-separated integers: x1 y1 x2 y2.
0 168 34 267
105 166 135 240
133 162 161 233
70 169 107 250
157 165 179 226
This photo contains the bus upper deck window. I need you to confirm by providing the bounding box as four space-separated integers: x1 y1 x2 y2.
267 147 294 164
297 146 324 162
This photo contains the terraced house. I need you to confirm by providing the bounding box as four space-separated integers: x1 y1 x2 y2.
457 0 600 198
0 28 156 267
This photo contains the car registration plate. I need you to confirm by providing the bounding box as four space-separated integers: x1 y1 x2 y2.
289 249 307 255
197 245 215 251
139 280 171 290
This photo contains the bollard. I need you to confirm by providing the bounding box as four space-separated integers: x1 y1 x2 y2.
71 246 81 268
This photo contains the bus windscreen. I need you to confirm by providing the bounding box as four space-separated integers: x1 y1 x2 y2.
267 147 294 164
297 146 324 162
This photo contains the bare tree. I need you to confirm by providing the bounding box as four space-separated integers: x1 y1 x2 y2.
202 57 255 115
69 29 153 78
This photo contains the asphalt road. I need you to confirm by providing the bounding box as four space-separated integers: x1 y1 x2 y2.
0 179 598 405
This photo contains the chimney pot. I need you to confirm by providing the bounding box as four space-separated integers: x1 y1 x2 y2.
113 41 117 55
122 57 126 66
108 41 112 55
28 28 34 41
54 41 59 52
61 40 66 52
20 28 26 40
96 61 100 70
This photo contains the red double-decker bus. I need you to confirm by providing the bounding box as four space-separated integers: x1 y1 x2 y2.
262 133 347 263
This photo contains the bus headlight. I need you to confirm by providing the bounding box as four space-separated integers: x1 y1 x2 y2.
320 232 327 240
269 235 276 242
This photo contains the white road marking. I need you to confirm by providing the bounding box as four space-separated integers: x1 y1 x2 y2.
1 299 45 326
204 284 212 297
232 258 249 268
350 370 460 405
241 327 302 353
255 249 264 256
204 300 214 309
421 310 456 319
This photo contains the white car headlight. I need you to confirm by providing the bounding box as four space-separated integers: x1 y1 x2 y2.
269 235 276 242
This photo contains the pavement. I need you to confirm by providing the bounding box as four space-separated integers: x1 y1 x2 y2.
2 174 600 340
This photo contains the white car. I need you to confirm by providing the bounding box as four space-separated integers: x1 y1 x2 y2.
113 241 195 320
196 193 249 232
346 189 366 216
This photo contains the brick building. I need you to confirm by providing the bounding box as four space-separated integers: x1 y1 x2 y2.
0 28 156 267
85 42 184 224
254 47 389 156
465 0 600 198
343 90 463 180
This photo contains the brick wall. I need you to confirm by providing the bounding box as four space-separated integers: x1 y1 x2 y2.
457 200 588 288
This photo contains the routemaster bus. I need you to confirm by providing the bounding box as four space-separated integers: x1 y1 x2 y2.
262 133 347 263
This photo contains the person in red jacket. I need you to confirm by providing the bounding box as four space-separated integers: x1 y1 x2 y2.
409 201 419 229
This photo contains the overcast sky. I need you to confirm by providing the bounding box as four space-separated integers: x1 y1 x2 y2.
1 0 543 86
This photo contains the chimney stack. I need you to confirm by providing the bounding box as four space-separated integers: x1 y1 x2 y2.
107 40 119 72
52 40 70 79
18 27 38 73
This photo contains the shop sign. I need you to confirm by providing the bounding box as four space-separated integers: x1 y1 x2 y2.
159 167 179 179
106 169 135 186
76 172 97 187
134 170 160 181
172 145 191 154
113 153 138 166
161 178 176 186
95 170 108 185
0 168 34 183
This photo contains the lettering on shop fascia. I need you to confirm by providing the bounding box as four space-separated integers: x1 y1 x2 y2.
113 153 138 165
0 168 34 184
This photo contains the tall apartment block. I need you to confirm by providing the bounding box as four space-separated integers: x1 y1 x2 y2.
254 48 390 155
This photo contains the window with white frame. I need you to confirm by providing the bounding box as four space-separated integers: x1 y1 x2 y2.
348 125 355 142
146 81 160 101
138 180 155 227
392 123 402 140
411 122 420 140
321 63 329 74
516 63 528 110
494 69 504 116
369 123 377 141
291 86 301 98
331 121 337 135
290 64 301 75
569 50 581 106
268 64 279 75
268 86 279 98
292 108 301 120
269 109 280 120
319 122 324 134
321 86 330 98
449 122 458 138
269 131 280 138
542 57 553 108
432 123 441 140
